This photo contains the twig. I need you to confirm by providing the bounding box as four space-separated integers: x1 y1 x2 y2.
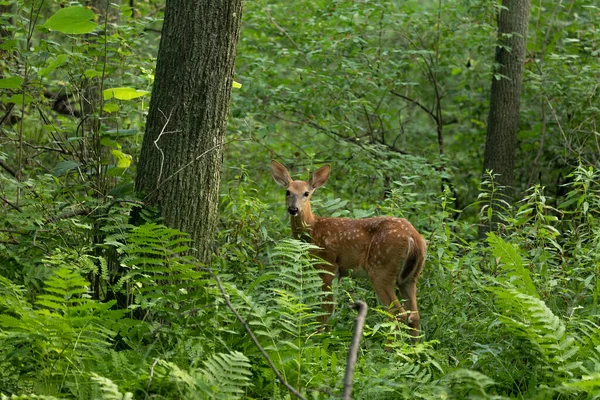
1 196 22 212
144 138 245 201
265 8 312 67
528 101 547 187
153 108 179 187
0 103 15 125
211 271 307 400
0 160 18 178
342 300 367 400
389 90 438 125
45 208 92 223
145 358 159 397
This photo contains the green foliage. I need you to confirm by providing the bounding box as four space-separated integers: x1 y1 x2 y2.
158 352 252 399
2 0 600 398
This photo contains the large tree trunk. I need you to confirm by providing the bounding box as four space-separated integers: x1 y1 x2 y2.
135 1 243 262
481 0 531 232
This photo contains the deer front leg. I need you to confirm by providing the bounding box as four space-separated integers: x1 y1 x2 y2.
318 271 335 326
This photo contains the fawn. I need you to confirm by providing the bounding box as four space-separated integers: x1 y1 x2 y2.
270 160 426 342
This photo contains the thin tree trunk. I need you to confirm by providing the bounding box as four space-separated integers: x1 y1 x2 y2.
480 0 531 234
135 1 243 263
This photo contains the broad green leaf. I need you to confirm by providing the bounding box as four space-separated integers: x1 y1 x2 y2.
0 77 23 89
232 80 242 88
52 160 80 176
40 54 69 77
84 69 101 79
111 150 132 169
103 87 150 100
100 137 122 149
44 6 97 35
8 94 33 105
103 103 119 113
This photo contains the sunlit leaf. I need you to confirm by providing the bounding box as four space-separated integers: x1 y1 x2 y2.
111 150 132 169
103 103 120 113
103 87 150 100
43 6 97 35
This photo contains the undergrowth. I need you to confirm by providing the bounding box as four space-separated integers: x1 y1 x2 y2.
1 164 600 398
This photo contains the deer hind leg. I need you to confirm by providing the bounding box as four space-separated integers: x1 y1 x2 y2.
370 272 408 325
397 243 425 342
398 278 420 342
318 271 335 326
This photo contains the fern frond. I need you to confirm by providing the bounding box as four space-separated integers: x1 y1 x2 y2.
159 351 252 399
90 373 133 400
199 351 253 398
490 286 582 378
487 233 537 297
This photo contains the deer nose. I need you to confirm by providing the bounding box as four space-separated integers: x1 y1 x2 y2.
288 206 299 216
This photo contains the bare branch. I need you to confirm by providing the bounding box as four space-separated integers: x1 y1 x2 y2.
265 8 312 68
0 160 18 178
45 208 92 223
343 300 368 400
154 108 179 187
1 196 22 212
389 90 438 124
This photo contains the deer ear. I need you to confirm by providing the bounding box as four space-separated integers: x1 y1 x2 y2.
310 164 330 189
270 160 292 187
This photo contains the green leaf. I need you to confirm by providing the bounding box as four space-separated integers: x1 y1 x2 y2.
84 69 102 79
103 103 120 113
8 94 33 105
111 150 132 169
40 54 69 77
52 160 80 176
232 80 242 89
103 87 150 100
100 137 122 149
43 6 97 35
0 76 23 89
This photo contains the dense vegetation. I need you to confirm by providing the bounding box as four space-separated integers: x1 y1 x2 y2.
1 0 600 398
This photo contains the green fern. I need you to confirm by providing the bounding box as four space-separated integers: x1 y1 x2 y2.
90 373 133 400
107 223 213 319
487 233 537 297
490 286 582 380
0 266 121 392
159 351 252 399
223 239 333 393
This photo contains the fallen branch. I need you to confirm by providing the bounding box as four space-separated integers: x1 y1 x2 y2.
342 300 368 400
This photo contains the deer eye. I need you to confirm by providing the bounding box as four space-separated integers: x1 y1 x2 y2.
285 190 290 196
304 191 310 197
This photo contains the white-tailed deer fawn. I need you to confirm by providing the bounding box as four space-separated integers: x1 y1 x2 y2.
270 160 426 342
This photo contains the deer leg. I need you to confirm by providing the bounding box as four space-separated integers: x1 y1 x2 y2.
370 274 408 324
398 278 420 342
318 271 335 325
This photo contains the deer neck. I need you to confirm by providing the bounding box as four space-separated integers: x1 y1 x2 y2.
291 202 318 240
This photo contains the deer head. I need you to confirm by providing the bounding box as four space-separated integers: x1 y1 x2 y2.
270 160 330 217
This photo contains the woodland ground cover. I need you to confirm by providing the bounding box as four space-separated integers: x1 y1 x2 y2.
1 0 600 398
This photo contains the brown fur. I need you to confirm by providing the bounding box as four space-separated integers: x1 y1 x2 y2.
270 160 426 341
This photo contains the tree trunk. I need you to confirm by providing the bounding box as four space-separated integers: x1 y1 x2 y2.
135 0 243 262
481 0 531 233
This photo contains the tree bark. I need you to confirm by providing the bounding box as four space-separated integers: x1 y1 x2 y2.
481 0 531 233
482 0 531 192
135 0 243 262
